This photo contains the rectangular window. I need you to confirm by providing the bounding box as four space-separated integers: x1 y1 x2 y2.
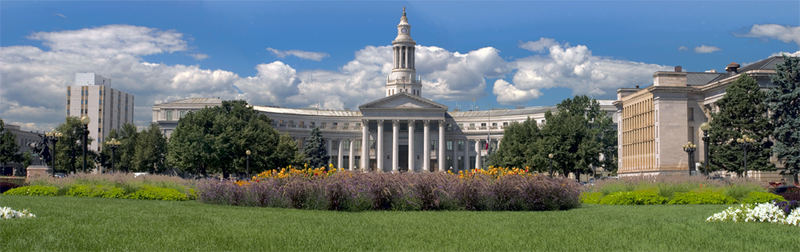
687 107 694 121
166 111 173 121
447 140 453 151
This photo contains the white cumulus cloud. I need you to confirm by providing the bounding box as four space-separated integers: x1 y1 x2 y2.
694 45 721 54
492 38 669 105
520 38 558 53
0 25 510 130
267 48 329 61
741 24 800 46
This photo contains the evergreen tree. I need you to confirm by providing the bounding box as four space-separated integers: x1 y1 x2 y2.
133 123 167 173
303 127 328 168
0 119 22 172
767 56 800 184
708 74 774 176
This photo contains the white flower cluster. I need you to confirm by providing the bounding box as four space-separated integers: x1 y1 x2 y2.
0 206 36 219
706 203 799 226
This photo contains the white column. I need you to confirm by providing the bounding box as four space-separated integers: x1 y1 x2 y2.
408 120 415 172
377 120 384 172
327 139 333 165
475 139 481 170
463 139 469 171
452 140 458 172
392 120 399 173
423 120 430 172
361 121 369 172
438 121 445 172
497 138 502 150
337 140 343 169
349 139 354 170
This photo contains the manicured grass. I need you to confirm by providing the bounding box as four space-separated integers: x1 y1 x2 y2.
1 196 797 251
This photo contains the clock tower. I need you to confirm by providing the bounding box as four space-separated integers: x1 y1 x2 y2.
386 7 421 97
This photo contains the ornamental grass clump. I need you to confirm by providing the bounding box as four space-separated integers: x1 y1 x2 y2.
197 166 581 211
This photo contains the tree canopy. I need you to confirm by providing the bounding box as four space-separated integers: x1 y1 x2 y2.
488 95 617 179
167 100 301 178
54 116 96 173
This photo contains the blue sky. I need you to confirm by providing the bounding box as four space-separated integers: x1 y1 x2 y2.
1 1 798 130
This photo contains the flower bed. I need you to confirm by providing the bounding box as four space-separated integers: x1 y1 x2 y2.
706 200 800 226
582 176 783 205
198 167 581 211
1 206 36 219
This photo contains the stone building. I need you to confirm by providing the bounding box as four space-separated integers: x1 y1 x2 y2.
615 56 787 179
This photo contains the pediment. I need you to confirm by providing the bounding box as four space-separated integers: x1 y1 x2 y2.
359 93 448 111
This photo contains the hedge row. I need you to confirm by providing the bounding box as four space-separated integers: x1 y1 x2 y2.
581 190 785 205
4 184 190 201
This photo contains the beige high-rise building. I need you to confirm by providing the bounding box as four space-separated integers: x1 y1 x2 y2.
66 73 134 151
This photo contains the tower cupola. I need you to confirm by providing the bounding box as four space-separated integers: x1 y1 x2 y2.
386 7 422 97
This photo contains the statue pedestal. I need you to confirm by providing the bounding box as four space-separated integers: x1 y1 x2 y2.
26 165 52 180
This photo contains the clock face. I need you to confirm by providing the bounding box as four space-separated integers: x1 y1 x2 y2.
401 28 408 34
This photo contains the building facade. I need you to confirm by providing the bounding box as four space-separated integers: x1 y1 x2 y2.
67 73 135 151
153 10 616 172
615 57 786 179
151 98 222 138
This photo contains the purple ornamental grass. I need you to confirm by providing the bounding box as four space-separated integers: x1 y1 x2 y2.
197 172 582 211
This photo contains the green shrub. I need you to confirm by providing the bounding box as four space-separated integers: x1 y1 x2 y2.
667 191 736 204
598 191 667 205
580 192 604 204
66 184 126 199
740 191 785 204
3 185 59 196
126 186 188 201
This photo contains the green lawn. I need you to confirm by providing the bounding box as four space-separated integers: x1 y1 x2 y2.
1 196 797 251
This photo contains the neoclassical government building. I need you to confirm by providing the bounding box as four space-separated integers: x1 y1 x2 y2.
153 10 616 173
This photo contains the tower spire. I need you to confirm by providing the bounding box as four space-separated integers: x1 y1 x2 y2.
386 8 421 97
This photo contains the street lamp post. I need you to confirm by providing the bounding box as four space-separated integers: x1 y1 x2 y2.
245 150 251 176
45 130 62 175
106 138 121 172
80 115 90 173
736 135 756 179
682 142 697 176
700 122 710 177
548 153 554 177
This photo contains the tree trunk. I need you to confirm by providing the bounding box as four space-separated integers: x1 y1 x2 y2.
794 172 799 186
